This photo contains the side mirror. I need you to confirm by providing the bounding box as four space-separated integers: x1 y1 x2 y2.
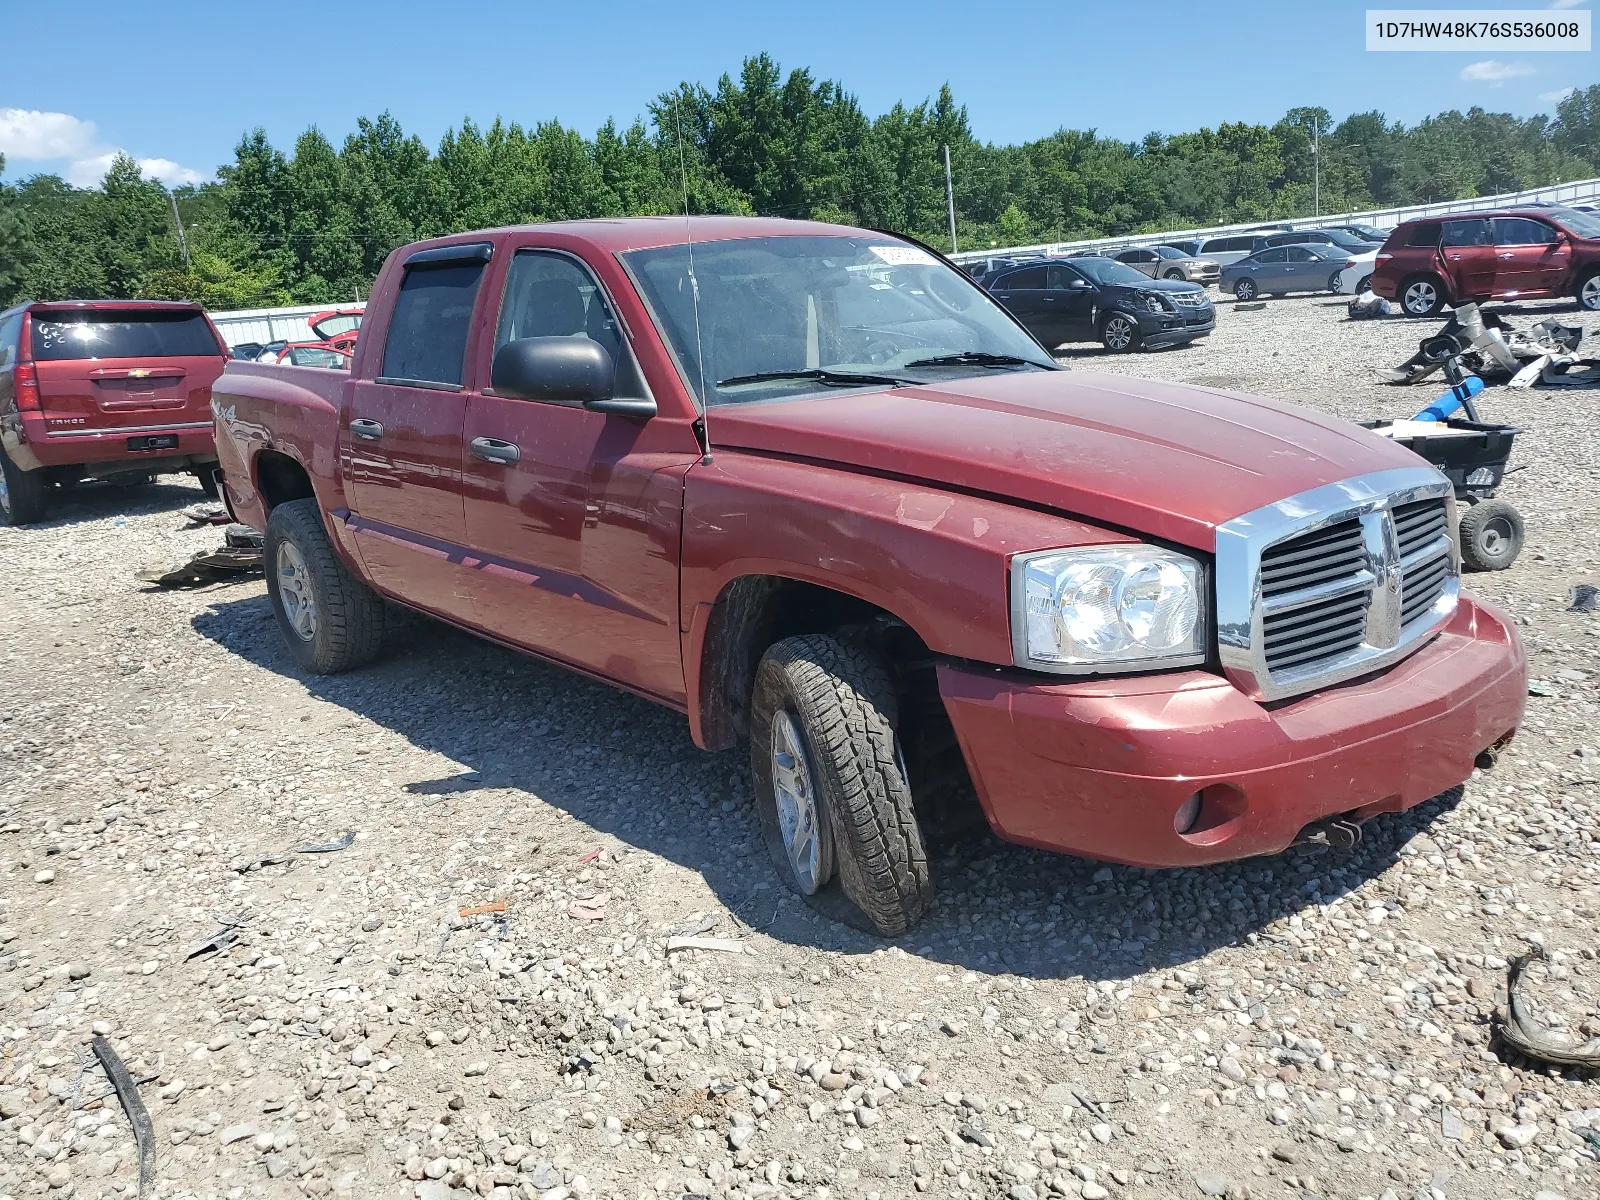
1068 278 1092 290
490 336 654 418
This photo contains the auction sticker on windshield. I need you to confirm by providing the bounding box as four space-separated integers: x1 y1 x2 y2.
869 245 939 266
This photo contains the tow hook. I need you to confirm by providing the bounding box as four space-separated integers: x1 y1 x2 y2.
1295 815 1364 850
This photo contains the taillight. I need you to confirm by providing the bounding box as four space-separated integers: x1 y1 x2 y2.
1375 253 1392 264
15 361 40 412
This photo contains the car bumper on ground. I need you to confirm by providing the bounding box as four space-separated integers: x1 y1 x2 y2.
937 596 1525 868
9 413 217 473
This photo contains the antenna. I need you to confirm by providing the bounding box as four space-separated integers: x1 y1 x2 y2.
672 89 713 465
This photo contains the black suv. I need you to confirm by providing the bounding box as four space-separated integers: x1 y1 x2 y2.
982 256 1215 352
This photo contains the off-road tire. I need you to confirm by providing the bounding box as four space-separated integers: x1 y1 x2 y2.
1458 499 1524 572
265 498 386 673
0 444 49 526
1233 278 1257 301
749 634 931 937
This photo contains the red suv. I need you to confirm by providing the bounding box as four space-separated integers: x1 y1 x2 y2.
1371 206 1600 316
0 300 228 525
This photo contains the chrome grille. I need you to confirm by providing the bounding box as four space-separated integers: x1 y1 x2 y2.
1394 498 1452 628
1172 291 1208 308
1216 469 1459 702
1260 517 1373 674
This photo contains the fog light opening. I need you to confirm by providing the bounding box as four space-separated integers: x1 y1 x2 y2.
1173 792 1203 835
1175 784 1248 846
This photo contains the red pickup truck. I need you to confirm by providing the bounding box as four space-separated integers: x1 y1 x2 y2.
1 299 227 524
211 217 1527 936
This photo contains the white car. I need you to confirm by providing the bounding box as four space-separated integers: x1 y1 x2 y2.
1336 249 1379 295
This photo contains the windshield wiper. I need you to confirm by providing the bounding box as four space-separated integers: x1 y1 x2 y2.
903 351 1054 370
715 368 912 389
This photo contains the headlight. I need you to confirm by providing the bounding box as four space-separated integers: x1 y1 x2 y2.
1140 293 1170 313
1012 546 1207 673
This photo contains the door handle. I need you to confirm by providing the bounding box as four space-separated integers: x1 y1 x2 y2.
471 437 521 465
350 418 384 441
1498 253 1515 259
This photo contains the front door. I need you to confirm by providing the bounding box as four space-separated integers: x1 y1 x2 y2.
1440 217 1497 300
1047 264 1097 339
1492 216 1568 296
460 248 699 704
344 247 489 623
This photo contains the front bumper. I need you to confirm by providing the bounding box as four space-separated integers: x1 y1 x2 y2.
937 597 1525 868
6 413 216 472
1134 308 1214 347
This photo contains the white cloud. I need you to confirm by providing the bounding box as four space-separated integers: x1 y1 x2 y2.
0 108 99 159
0 106 207 188
1540 86 1577 102
1460 60 1536 83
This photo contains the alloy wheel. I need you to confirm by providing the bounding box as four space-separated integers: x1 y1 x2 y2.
275 541 318 641
770 709 831 895
1404 280 1438 315
1582 275 1600 311
1104 316 1135 350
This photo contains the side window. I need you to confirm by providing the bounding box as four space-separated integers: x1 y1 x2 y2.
0 312 21 369
1264 233 1289 247
1406 222 1442 248
1286 247 1315 262
1046 264 1080 289
1256 248 1285 264
381 262 486 388
494 251 624 369
1441 219 1492 248
1494 218 1557 246
1000 265 1047 289
1234 237 1261 252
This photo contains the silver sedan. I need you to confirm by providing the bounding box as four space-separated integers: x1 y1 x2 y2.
1219 244 1355 300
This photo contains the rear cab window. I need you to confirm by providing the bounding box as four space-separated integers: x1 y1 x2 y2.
28 309 223 360
379 249 490 389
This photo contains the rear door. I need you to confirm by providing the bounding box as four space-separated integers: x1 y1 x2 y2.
27 307 223 444
1492 217 1567 296
344 243 490 623
1250 247 1286 288
1440 218 1496 299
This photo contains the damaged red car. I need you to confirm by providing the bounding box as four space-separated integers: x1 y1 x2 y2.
210 218 1527 936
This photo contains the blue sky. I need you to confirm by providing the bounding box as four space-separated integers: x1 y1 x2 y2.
1 0 1593 187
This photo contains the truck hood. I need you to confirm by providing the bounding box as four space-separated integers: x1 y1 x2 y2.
704 370 1424 551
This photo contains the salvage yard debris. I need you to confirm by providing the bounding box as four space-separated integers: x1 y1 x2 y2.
90 1035 155 1198
1379 301 1599 388
1496 945 1600 1069
137 525 264 587
458 899 508 919
233 830 354 871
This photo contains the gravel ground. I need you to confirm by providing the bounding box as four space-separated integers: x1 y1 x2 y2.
1 294 1598 1200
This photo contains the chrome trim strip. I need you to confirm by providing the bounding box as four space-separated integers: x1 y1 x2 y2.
1260 570 1376 616
1399 533 1453 571
44 420 212 439
1216 466 1458 702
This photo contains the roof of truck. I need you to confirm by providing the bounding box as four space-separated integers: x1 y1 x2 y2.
403 215 894 258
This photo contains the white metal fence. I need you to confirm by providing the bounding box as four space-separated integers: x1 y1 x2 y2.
208 302 364 349
947 176 1600 265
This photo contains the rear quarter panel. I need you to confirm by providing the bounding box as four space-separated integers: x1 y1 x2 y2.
211 362 349 531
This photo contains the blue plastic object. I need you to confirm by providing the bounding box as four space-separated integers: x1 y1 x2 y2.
1413 374 1484 422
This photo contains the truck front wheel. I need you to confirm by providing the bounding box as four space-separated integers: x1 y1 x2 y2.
749 634 932 937
265 498 386 673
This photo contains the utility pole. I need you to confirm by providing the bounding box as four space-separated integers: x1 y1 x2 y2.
1312 117 1321 219
168 189 190 273
943 144 958 254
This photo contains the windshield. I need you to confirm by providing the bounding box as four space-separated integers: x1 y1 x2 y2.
1065 256 1151 286
1153 246 1188 259
1320 230 1367 249
1348 225 1387 240
1549 208 1600 238
623 235 1053 406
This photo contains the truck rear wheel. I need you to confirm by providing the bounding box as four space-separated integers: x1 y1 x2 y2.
0 445 49 526
749 634 932 937
265 498 386 673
